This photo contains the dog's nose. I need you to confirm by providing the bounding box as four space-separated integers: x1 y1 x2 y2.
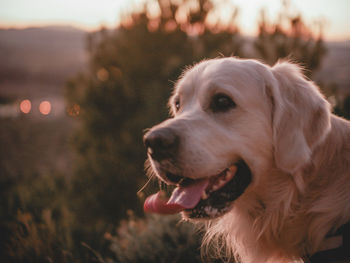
144 128 179 161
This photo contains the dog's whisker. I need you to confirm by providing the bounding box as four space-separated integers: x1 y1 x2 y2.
137 174 155 195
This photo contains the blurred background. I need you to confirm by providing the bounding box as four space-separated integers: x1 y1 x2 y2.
0 0 349 262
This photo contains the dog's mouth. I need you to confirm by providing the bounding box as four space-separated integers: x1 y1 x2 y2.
144 161 252 219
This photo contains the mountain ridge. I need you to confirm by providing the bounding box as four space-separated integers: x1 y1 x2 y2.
0 25 349 98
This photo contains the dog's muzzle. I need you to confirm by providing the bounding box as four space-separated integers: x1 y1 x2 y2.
143 127 252 219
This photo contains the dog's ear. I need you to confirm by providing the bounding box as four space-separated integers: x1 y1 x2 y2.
270 61 331 174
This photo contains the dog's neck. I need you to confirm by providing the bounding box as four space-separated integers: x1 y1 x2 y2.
262 115 350 260
301 115 350 260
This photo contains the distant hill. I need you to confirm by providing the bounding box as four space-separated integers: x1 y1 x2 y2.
0 26 88 98
315 41 350 95
0 25 349 100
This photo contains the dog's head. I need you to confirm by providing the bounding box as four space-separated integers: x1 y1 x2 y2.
143 58 331 220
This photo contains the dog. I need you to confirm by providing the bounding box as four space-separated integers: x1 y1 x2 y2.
143 57 350 262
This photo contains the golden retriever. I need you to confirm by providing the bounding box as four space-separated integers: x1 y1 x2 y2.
143 57 350 262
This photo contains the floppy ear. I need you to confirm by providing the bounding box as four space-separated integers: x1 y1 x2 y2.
270 61 331 174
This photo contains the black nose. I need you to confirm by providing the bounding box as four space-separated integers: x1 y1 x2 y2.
143 128 179 161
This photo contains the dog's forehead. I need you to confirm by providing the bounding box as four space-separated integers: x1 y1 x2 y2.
174 58 267 100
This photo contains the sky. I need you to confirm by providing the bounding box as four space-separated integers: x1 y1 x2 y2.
0 0 349 41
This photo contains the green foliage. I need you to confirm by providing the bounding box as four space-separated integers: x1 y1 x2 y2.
254 5 326 77
7 209 73 263
0 117 79 262
2 172 73 263
109 214 202 263
2 171 113 263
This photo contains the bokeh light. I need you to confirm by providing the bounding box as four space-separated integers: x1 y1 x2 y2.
67 104 80 117
20 99 31 114
39 101 51 115
97 68 109 81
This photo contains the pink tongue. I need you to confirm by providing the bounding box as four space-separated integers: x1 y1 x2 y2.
144 179 209 214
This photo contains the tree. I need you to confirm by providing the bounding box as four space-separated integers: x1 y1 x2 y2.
254 2 326 77
65 0 243 229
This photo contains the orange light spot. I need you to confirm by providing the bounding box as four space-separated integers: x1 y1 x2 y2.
97 68 109 81
164 20 177 32
147 19 159 32
20 99 31 114
39 101 51 115
104 232 112 240
67 104 80 117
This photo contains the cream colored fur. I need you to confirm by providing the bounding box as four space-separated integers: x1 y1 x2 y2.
162 58 350 262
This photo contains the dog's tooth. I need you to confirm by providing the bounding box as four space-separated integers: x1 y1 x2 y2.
225 173 233 181
225 166 237 181
212 185 220 191
214 179 224 187
211 178 229 192
229 165 237 174
220 178 228 185
209 166 238 193
201 191 209 200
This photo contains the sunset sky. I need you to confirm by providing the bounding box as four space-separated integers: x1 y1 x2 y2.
0 0 349 41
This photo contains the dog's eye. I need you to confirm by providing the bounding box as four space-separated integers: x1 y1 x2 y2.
174 98 180 112
210 93 236 113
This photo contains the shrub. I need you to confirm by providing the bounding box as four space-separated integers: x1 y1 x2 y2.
109 214 202 263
